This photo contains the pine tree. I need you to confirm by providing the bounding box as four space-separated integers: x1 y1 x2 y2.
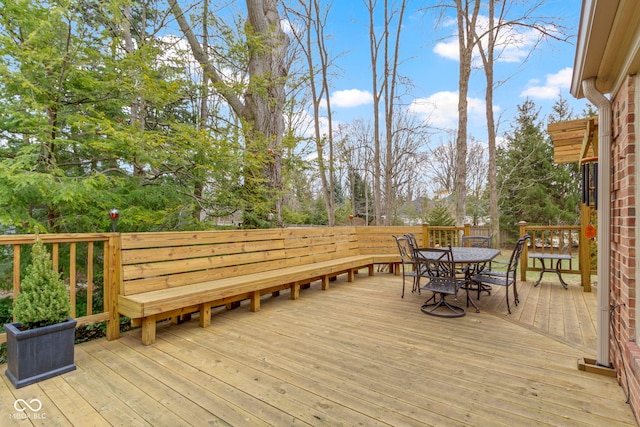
13 236 71 329
497 99 580 238
426 202 456 226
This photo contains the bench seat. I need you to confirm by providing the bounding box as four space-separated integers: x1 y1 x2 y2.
116 228 405 345
119 255 376 318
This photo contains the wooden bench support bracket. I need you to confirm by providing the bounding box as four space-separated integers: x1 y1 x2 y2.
321 276 329 290
226 301 241 310
141 316 157 346
290 283 300 300
250 291 261 312
199 302 212 328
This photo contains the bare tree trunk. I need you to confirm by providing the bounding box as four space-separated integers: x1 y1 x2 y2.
287 0 336 225
365 0 383 225
245 0 289 224
193 0 210 223
485 0 499 246
454 0 480 227
383 0 407 225
122 4 146 177
170 0 289 226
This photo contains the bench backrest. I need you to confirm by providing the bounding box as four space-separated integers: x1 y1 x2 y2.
119 227 363 296
120 229 287 296
356 226 423 254
282 227 361 265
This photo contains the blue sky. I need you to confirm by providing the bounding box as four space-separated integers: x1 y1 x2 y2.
317 0 588 144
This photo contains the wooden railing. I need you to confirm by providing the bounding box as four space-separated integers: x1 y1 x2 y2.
422 222 593 292
421 224 471 248
0 224 594 345
0 233 120 344
518 222 591 291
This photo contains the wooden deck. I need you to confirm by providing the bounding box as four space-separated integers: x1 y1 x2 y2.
0 270 634 426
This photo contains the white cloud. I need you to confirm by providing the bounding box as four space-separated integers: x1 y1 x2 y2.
432 15 557 65
329 89 373 108
158 35 195 66
520 67 572 99
408 91 489 130
433 40 459 61
281 19 294 35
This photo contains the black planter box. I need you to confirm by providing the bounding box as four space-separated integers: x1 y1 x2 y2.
5 318 77 388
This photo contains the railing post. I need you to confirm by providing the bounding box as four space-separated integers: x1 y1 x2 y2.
580 205 592 292
519 221 528 282
422 223 430 248
12 244 20 321
463 223 471 239
105 234 122 341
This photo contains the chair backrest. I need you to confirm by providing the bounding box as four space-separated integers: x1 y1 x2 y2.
404 233 419 251
414 246 461 295
393 235 414 265
505 234 531 278
462 234 493 248
413 246 456 278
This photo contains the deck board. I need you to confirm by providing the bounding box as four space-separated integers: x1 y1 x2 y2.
0 271 632 426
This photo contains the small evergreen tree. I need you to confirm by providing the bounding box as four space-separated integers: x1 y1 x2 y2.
425 202 456 226
13 236 71 329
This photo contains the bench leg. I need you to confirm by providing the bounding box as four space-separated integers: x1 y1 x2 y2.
348 269 355 282
141 316 157 346
250 291 261 312
199 302 212 327
368 265 374 276
226 301 241 310
290 283 300 300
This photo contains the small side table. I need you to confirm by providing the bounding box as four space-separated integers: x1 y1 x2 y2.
529 253 572 289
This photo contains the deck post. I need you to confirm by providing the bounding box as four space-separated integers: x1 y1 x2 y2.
580 204 592 292
105 234 121 341
519 221 528 282
463 223 471 240
422 223 430 248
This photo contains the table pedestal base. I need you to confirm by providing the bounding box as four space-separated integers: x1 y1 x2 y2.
421 293 465 318
532 256 570 289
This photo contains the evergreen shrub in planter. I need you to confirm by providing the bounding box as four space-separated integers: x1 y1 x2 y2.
5 235 76 388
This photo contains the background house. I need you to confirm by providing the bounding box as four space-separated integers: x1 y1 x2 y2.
570 0 640 422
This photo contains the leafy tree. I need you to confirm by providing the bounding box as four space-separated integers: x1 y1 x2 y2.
497 99 579 237
547 95 581 223
425 201 455 226
348 171 374 223
170 0 290 228
0 0 233 233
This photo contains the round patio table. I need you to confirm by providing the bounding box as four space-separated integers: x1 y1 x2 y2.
417 247 501 313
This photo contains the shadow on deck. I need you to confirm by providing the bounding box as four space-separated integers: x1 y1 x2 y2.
0 269 633 426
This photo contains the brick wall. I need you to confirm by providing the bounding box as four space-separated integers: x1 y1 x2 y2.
611 75 639 419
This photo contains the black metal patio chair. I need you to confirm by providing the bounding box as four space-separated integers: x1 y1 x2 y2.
461 234 493 298
461 234 493 248
414 245 466 318
393 235 421 298
470 234 531 314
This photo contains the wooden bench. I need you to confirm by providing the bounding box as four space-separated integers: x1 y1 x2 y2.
117 227 400 345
